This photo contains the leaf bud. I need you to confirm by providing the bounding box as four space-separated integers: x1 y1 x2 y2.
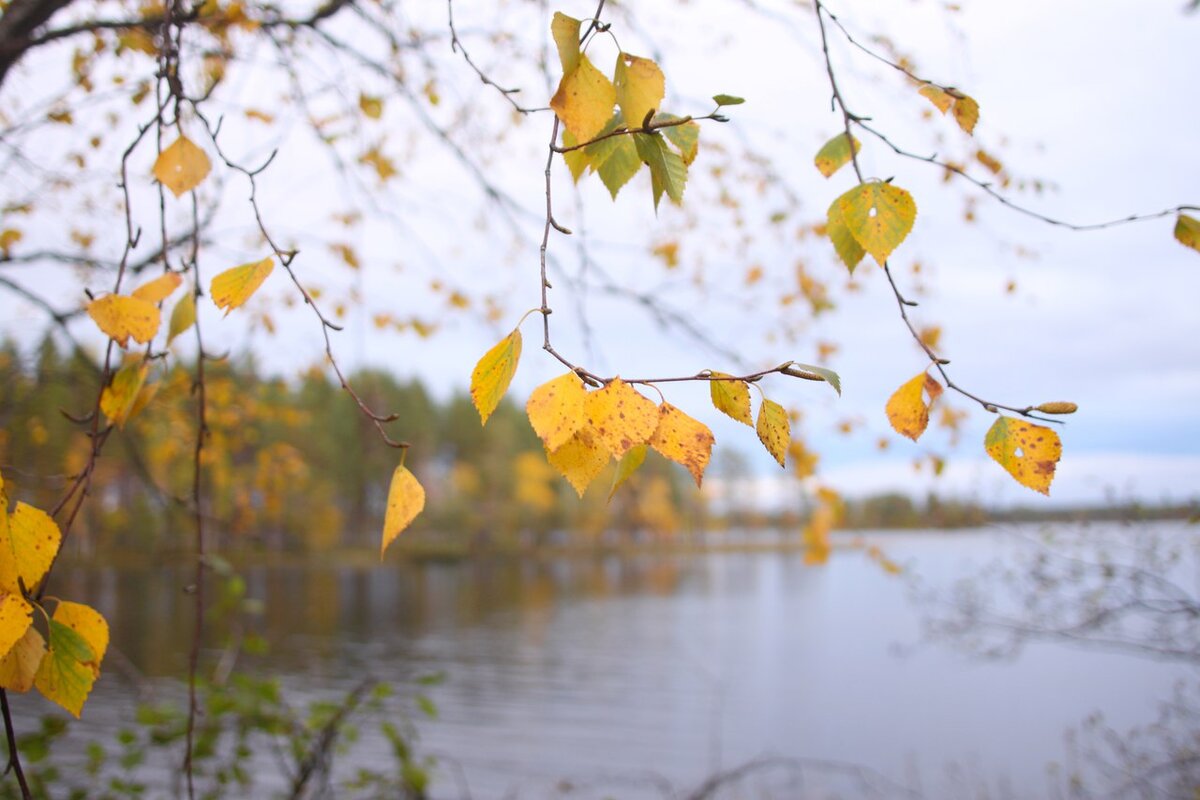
1034 401 1078 415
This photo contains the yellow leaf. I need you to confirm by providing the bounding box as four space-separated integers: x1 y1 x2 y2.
210 257 274 316
583 378 659 458
614 53 664 129
34 604 106 718
546 427 610 497
550 55 616 143
917 83 952 114
380 465 425 557
1175 214 1200 254
561 130 591 182
835 181 917 266
0 228 22 255
87 295 161 348
813 132 860 178
470 328 522 425
0 626 45 693
550 12 581 75
609 443 647 500
100 361 150 429
167 290 196 344
952 94 980 135
152 135 211 197
984 417 1061 495
526 372 585 452
648 403 714 487
127 379 160 421
0 593 33 667
709 372 753 426
51 602 108 672
0 502 63 596
885 372 942 441
756 398 790 468
826 200 866 272
358 93 383 119
130 272 182 304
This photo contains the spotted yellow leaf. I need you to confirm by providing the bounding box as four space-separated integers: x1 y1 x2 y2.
34 602 108 718
952 94 980 135
814 132 860 179
1175 214 1200 254
648 403 714 487
0 626 44 692
584 378 659 459
100 360 150 429
210 257 274 316
609 443 647 500
0 502 62 596
917 83 952 114
470 328 522 425
130 272 182 304
380 465 425 557
614 53 664 129
885 372 942 441
526 372 586 452
756 398 790 468
167 289 196 344
984 417 1061 495
546 427 610 497
835 181 917 266
152 135 211 197
0 593 33 667
87 294 161 348
709 372 753 426
550 55 616 143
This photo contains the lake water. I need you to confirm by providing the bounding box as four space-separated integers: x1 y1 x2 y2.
19 523 1197 798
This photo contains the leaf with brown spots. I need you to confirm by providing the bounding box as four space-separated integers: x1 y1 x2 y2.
835 181 918 266
526 372 586 452
984 417 1062 495
756 398 790 468
0 593 33 668
546 427 611 497
648 403 714 487
709 372 752 426
951 94 980 135
470 328 522 425
0 502 62 596
584 378 659 458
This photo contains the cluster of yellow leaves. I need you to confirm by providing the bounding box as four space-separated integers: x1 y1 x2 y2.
917 83 979 135
0 470 109 717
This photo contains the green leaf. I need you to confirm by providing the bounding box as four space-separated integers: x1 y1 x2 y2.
1175 214 1200 254
584 115 640 199
34 620 97 718
654 113 700 165
634 132 687 210
712 94 744 106
813 132 860 179
834 181 917 266
608 443 647 500
784 362 842 396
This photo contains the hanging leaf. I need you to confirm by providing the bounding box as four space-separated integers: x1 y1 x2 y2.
885 371 942 441
614 53 664 131
0 593 33 667
550 55 616 143
100 360 150 429
33 611 103 718
609 444 647 500
130 272 182 304
0 626 45 693
984 417 1061 495
951 94 980 135
546 428 610 497
550 11 581 74
1175 214 1200 254
152 135 211 197
583 378 659 458
917 83 952 114
756 398 790 468
470 328 522 425
835 181 918 266
803 487 840 565
561 131 591 183
584 114 640 198
655 114 700 165
813 132 860 178
826 201 866 272
167 290 196 344
210 257 274 316
709 372 753 426
380 465 425 556
526 372 586 452
87 295 161 348
648 403 714 487
0 502 62 596
634 132 687 210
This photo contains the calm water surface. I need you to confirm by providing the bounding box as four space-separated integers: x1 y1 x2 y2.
31 524 1196 798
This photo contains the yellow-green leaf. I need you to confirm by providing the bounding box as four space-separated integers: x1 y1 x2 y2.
87 294 161 348
783 362 842 396
550 55 616 143
380 465 425 557
0 593 33 667
917 83 952 114
814 132 860 178
585 114 640 198
130 272 182 304
634 132 686 209
608 443 647 500
614 53 664 130
885 372 942 441
655 114 700 165
756 398 790 468
470 328 522 425
0 626 45 693
648 403 714 487
1175 214 1200 254
952 94 980 135
152 135 211 197
835 181 917 266
546 427 610 497
984 417 1061 495
168 290 196 344
100 360 150 429
34 615 100 718
526 372 585 452
210 257 274 316
550 11 581 75
0 502 62 596
709 372 752 426
584 378 659 459
561 130 591 183
826 200 866 272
